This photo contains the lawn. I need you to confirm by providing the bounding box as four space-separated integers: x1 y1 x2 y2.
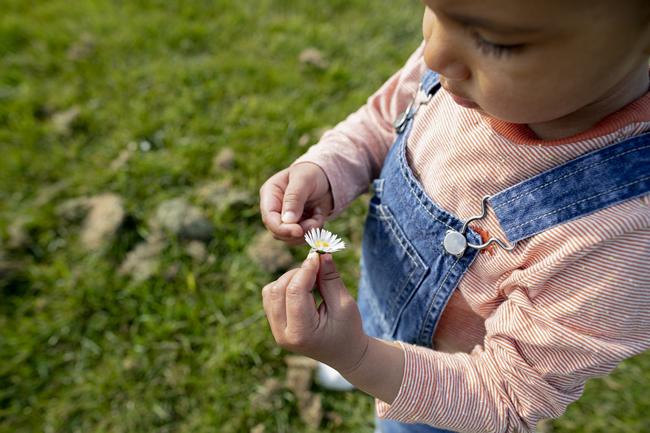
0 1 648 432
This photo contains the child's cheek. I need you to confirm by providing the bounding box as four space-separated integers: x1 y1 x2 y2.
474 74 533 123
422 8 434 40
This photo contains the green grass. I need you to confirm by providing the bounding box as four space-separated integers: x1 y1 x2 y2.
0 1 648 432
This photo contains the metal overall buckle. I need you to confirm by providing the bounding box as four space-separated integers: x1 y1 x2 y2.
443 196 517 258
393 83 434 133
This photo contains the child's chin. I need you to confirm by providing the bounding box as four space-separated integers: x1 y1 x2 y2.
449 92 480 109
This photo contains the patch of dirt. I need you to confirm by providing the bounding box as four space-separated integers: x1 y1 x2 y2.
284 356 322 428
325 411 343 428
56 197 91 223
194 180 253 211
212 147 236 172
152 198 214 242
110 147 135 171
298 133 311 147
51 106 81 135
7 217 31 250
67 33 96 61
118 232 166 281
250 424 265 433
34 180 71 207
250 377 283 411
247 231 294 273
80 193 125 250
285 356 317 395
299 48 329 69
185 240 207 263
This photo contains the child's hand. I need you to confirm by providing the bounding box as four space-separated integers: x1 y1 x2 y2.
259 162 333 245
262 252 369 374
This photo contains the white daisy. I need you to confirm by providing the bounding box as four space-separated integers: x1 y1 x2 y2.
304 228 346 254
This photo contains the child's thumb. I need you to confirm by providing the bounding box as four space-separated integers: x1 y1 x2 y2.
281 174 308 224
317 254 351 309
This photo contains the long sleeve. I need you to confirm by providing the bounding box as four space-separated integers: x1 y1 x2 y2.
376 201 650 433
294 42 427 214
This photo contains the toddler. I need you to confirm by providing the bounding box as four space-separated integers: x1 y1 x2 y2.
260 0 650 432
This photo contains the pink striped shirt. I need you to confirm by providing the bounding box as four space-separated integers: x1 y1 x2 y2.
295 43 650 432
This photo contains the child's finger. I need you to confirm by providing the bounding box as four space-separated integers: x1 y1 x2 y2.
260 170 303 239
281 174 310 225
260 172 285 219
298 218 323 236
285 252 320 331
317 254 351 312
262 269 300 335
298 207 327 234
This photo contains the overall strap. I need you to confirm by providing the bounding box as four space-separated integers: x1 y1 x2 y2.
393 70 441 134
422 69 441 95
489 132 650 243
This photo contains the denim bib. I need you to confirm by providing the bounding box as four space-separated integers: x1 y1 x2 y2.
360 70 650 433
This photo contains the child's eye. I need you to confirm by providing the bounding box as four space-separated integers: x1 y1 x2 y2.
471 31 523 58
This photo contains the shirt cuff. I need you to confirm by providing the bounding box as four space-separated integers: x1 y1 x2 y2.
375 341 432 423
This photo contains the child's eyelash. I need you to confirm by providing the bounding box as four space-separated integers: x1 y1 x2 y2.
470 31 522 58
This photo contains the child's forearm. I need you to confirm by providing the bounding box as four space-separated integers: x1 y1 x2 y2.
341 337 404 404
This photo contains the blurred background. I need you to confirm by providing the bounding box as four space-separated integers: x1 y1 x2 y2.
0 1 647 432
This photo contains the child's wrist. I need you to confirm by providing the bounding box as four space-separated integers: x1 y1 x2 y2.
335 334 371 376
340 337 405 404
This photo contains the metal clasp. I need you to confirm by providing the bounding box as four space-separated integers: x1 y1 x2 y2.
393 84 434 133
443 196 517 258
393 100 414 133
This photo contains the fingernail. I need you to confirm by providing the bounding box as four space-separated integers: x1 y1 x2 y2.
303 250 318 265
282 211 297 223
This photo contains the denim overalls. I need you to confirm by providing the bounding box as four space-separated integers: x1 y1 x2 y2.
358 70 650 433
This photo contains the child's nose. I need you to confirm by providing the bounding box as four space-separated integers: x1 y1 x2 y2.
423 22 470 81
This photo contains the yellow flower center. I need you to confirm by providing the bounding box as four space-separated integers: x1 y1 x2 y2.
314 240 330 249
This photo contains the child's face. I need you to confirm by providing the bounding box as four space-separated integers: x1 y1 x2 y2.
421 0 650 138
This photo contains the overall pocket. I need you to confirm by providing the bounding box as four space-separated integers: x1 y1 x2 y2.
359 179 429 338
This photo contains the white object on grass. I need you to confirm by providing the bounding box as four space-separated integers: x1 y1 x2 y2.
315 362 355 391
